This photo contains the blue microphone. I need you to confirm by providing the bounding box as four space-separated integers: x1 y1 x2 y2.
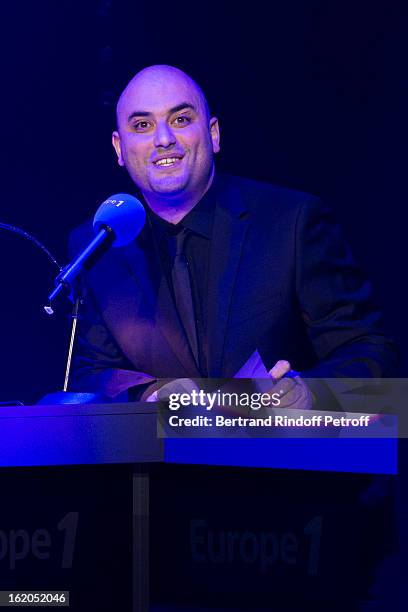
93 193 146 247
46 193 145 310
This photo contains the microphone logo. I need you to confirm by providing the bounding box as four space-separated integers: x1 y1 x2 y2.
104 199 125 207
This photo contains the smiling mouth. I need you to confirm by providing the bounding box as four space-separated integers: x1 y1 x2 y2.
153 156 184 168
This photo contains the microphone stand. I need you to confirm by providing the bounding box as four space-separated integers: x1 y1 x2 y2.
0 222 97 403
63 296 81 392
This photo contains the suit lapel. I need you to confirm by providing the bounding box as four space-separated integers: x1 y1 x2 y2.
117 175 249 378
206 176 250 376
120 224 200 376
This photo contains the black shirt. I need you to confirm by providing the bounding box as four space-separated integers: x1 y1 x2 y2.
147 184 216 376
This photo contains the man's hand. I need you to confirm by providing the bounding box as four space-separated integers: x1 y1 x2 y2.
145 359 313 410
146 390 158 402
146 378 199 403
269 360 313 410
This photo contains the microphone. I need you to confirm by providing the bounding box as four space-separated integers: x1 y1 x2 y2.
45 193 146 312
93 193 146 247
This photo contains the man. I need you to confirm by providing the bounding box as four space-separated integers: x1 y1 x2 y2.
69 64 397 401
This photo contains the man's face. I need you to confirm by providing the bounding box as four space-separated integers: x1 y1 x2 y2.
112 68 220 204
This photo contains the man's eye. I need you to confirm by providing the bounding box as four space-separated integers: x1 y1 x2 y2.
133 120 151 131
173 115 191 126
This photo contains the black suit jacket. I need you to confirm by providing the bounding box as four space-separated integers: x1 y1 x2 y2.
69 174 397 397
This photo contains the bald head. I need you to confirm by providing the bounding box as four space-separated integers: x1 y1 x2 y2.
112 63 220 222
116 65 210 129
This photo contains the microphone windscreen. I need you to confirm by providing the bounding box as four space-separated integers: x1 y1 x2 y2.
93 193 146 247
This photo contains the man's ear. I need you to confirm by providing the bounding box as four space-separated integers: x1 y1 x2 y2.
112 131 125 166
209 117 220 153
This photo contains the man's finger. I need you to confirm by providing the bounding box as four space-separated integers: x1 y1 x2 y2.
269 360 291 382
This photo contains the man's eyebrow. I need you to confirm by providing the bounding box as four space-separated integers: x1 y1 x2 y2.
168 102 196 115
127 110 151 121
127 102 197 123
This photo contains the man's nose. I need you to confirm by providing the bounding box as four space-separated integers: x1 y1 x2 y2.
153 121 176 148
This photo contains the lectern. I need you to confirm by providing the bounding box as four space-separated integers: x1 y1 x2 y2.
0 403 398 612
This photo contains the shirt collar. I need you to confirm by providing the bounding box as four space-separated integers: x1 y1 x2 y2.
147 179 216 240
